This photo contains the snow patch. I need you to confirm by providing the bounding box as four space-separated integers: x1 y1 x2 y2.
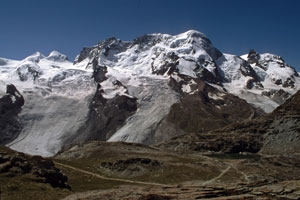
208 92 225 100
182 84 192 93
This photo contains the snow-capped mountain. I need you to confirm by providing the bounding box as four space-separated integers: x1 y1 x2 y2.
0 51 95 156
0 30 299 157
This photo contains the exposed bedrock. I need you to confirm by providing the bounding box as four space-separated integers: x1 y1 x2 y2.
71 83 137 143
154 75 261 144
0 84 24 144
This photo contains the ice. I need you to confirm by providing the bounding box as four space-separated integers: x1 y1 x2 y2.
177 58 197 78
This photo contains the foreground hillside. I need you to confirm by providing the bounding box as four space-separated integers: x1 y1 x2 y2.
2 141 300 199
0 146 70 200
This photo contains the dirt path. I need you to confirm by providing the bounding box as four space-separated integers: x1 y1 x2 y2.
201 166 231 185
54 161 173 187
55 161 242 188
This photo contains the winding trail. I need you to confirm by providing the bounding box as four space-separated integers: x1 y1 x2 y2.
54 161 245 188
54 161 173 187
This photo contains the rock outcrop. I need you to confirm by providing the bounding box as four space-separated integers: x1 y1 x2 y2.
0 84 24 144
0 146 70 189
71 84 137 142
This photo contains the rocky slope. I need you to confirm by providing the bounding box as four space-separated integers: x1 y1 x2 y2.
0 145 70 199
152 75 262 144
159 90 300 155
0 30 299 156
0 84 24 144
62 182 300 200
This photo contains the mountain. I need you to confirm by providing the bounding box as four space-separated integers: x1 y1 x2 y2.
0 30 299 157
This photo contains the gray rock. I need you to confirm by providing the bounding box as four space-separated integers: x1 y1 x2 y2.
0 85 24 144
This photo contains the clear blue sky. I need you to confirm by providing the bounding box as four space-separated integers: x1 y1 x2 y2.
1 0 299 70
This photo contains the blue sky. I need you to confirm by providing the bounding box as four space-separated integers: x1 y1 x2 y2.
1 0 299 70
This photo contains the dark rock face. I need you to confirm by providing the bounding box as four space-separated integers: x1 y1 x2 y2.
247 49 260 65
165 78 259 134
73 47 93 64
0 85 24 144
261 89 291 104
194 65 223 84
152 75 263 145
240 62 260 82
73 84 137 142
0 147 70 189
152 61 179 76
152 53 179 76
131 34 162 50
92 64 108 83
282 77 295 88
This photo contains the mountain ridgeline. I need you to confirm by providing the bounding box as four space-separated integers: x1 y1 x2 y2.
0 30 299 157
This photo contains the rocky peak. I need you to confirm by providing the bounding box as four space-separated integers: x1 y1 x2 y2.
247 49 260 64
73 30 224 81
131 34 165 49
74 46 94 64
